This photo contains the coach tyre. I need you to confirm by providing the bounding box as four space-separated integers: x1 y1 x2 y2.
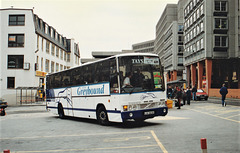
58 104 65 119
97 106 109 125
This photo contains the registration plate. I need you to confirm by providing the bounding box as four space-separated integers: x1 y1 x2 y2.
144 111 155 115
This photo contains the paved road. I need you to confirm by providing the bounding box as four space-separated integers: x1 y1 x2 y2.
0 102 239 153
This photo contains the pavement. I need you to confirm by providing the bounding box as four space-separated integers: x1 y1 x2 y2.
204 97 240 106
2 97 240 115
3 101 47 115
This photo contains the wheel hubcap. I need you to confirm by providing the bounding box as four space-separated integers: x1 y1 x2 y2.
100 111 106 120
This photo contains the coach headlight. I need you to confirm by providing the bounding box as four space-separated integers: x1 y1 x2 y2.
163 108 167 113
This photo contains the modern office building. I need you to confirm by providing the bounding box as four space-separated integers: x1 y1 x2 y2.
0 8 80 105
155 4 178 65
155 2 186 84
132 40 154 53
164 20 185 83
183 0 240 98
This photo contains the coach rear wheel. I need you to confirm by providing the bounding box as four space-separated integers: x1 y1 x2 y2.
97 106 109 126
58 104 65 119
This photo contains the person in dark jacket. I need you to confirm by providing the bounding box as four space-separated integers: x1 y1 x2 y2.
186 87 192 105
167 85 173 99
182 88 187 105
176 86 182 109
220 83 228 107
192 86 197 100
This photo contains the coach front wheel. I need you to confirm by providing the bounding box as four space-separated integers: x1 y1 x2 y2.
97 106 109 126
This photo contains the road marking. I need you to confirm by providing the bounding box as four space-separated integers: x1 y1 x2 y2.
0 130 151 140
187 108 240 123
215 109 240 115
151 130 168 153
225 114 240 119
151 116 190 120
10 144 159 153
104 136 151 142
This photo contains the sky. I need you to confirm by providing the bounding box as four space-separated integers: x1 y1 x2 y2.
1 0 179 58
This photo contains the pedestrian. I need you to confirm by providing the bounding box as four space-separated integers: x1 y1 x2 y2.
186 87 192 105
192 86 197 100
176 86 182 109
182 88 187 105
167 85 173 99
219 83 228 107
172 86 178 99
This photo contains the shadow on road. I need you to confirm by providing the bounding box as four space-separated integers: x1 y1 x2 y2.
52 116 164 128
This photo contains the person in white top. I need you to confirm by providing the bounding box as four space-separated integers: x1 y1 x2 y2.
122 72 133 88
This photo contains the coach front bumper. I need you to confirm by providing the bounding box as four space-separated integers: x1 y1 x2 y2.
121 107 168 121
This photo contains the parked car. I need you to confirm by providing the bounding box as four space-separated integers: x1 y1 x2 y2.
196 89 208 100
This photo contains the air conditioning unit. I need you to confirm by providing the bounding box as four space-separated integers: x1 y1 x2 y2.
24 63 30 70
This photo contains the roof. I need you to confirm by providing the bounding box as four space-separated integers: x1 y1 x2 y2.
48 52 160 76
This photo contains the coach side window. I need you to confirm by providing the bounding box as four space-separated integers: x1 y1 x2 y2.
109 58 118 93
83 65 93 84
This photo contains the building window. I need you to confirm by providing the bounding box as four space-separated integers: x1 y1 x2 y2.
189 15 192 25
200 38 204 49
178 46 184 53
200 22 204 32
193 27 196 38
178 57 183 64
36 56 39 66
8 34 24 47
189 1 193 11
56 47 59 58
178 25 184 32
8 55 24 69
46 41 50 53
37 35 39 50
215 1 227 11
64 52 67 61
60 64 63 71
60 49 63 60
41 57 43 71
56 63 59 72
178 36 184 42
67 53 70 62
200 4 204 15
215 36 227 47
45 59 49 72
192 43 196 52
196 25 200 35
9 15 25 26
196 40 200 51
189 31 192 40
193 12 196 23
7 77 15 89
51 44 55 56
41 38 44 51
196 8 200 19
51 61 54 73
215 18 227 29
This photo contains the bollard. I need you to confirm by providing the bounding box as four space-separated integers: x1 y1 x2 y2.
3 150 10 153
200 138 207 153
